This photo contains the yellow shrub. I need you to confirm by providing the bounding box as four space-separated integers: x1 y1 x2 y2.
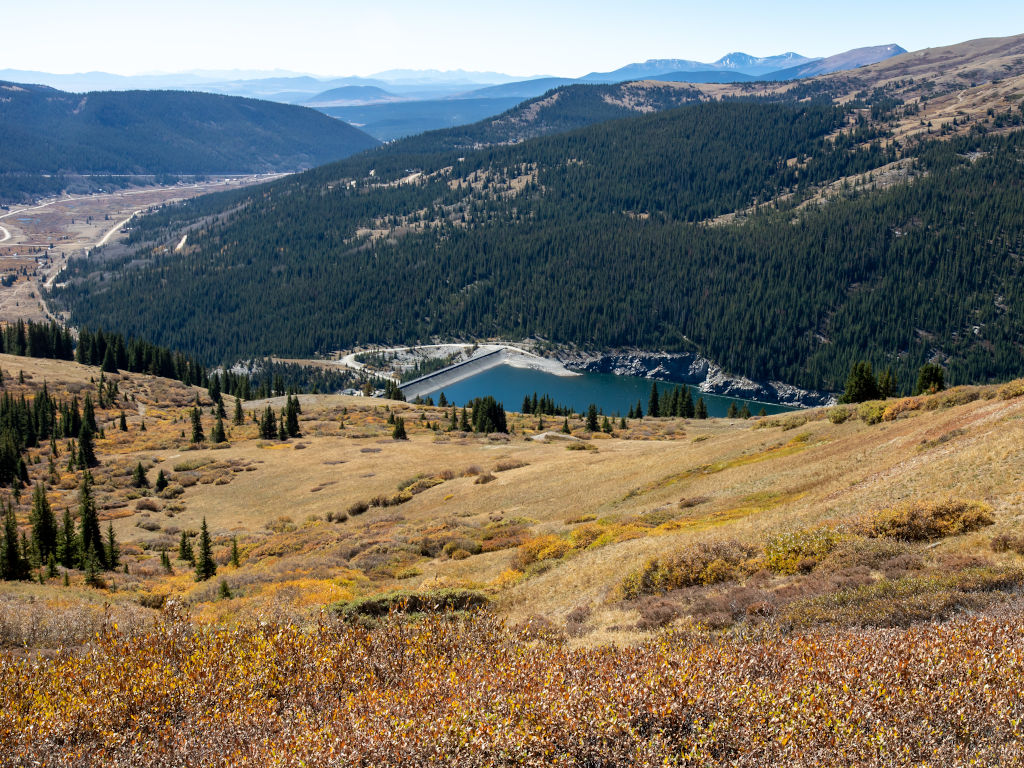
864 499 994 541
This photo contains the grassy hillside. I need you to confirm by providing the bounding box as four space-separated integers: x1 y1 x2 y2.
0 81 379 201
4 354 1024 762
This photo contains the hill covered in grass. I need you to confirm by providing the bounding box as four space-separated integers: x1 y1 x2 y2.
3 353 1024 763
0 81 379 201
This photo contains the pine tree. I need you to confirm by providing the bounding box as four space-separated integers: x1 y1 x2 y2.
58 507 76 569
230 536 240 568
232 397 244 426
586 404 599 432
459 407 470 432
190 407 204 443
160 549 173 573
537 415 544 431
105 523 119 570
78 471 105 569
131 462 149 488
561 417 571 434
285 395 300 437
840 361 880 404
682 387 695 419
635 400 644 419
2 501 28 580
915 364 945 395
392 416 408 440
78 421 98 468
30 482 57 563
178 531 194 563
601 415 612 433
194 517 216 581
619 415 627 429
277 414 288 441
739 403 752 419
155 469 168 493
727 402 739 418
259 406 277 439
449 407 458 431
696 398 708 419
648 383 660 418
82 393 97 432
218 579 232 599
210 415 226 444
438 392 448 407
118 411 127 431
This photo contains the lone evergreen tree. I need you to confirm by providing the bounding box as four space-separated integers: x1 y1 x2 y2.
58 507 76 569
739 403 752 419
30 483 57 563
586 404 599 432
602 415 612 433
561 417 571 434
78 421 98 468
155 469 168 493
259 406 277 439
105 523 119 570
619 415 627 429
695 398 708 419
727 402 739 418
232 397 244 426
78 472 105 569
160 549 173 573
131 462 149 488
118 411 127 431
190 407 204 443
210 415 226 444
194 517 216 581
392 416 408 440
285 395 301 437
230 536 241 568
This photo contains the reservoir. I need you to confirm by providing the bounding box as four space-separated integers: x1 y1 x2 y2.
411 364 798 419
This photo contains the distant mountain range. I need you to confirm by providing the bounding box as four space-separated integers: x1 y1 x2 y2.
0 43 907 142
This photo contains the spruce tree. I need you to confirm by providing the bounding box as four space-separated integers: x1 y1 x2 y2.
586 404 599 432
619 415 627 429
194 517 216 581
682 388 695 419
160 549 173 573
561 417 571 434
190 407 204 443
914 364 945 395
30 482 57 563
58 507 76 569
635 400 644 419
230 536 240 568
232 398 244 426
392 416 408 440
648 383 660 418
78 421 98 468
210 415 226 444
131 462 149 488
2 501 28 580
218 579 232 599
696 398 708 419
78 471 105 569
602 415 612 433
727 402 739 418
155 469 168 493
259 406 277 439
739 403 752 419
459 407 470 432
105 523 119 570
285 396 300 437
840 361 880 404
178 530 194 563
118 411 127 431
82 393 97 432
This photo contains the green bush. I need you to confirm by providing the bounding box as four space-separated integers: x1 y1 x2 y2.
764 528 843 575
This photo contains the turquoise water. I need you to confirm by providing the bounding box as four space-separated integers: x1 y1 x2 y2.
414 365 798 418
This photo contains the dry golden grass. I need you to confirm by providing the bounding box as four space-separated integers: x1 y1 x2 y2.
5 353 1024 644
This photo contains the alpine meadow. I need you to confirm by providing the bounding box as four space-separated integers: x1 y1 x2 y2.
4 11 1024 767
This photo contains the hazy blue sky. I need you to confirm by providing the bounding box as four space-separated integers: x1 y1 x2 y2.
4 0 1024 77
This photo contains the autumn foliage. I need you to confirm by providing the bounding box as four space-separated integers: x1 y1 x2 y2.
3 610 1024 766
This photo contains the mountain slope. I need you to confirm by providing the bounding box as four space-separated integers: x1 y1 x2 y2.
0 82 380 201
765 44 906 79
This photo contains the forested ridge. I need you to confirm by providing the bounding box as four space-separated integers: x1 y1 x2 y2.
0 81 379 202
51 94 1024 393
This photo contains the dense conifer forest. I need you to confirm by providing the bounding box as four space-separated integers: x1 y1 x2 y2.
0 81 379 201
50 94 1024 393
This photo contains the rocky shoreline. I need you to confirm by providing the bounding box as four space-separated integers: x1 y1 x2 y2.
553 349 837 409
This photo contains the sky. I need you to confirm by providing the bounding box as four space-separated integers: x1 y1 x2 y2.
3 0 1024 78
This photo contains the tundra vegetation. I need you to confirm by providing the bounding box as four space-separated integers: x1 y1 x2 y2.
1 349 1024 762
